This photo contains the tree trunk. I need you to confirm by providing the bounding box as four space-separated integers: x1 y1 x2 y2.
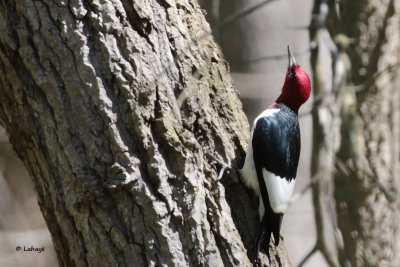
307 0 400 266
306 1 342 266
0 0 290 266
334 0 400 266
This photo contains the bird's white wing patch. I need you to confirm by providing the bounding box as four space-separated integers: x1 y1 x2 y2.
262 169 295 213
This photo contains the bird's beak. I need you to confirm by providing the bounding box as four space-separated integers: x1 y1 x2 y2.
287 45 297 68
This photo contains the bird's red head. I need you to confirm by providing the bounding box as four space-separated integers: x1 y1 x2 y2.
273 46 311 112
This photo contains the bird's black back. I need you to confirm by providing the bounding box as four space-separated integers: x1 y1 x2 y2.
252 104 300 181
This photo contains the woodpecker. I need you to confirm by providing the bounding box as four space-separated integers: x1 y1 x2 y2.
241 46 311 258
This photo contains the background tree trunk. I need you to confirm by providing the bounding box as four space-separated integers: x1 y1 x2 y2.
0 0 290 265
307 0 400 266
334 0 400 266
306 1 342 266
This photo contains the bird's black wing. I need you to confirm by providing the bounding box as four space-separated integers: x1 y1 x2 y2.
252 106 300 250
252 108 300 181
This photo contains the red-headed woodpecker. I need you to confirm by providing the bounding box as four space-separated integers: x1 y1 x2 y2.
241 46 311 258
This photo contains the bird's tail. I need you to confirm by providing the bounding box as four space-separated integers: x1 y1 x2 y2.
256 211 283 258
272 212 283 246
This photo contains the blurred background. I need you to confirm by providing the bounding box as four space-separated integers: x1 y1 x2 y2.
1 0 399 266
0 127 58 266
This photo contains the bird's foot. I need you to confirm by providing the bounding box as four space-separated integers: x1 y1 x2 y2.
253 243 271 267
255 229 270 259
253 257 261 267
206 153 240 183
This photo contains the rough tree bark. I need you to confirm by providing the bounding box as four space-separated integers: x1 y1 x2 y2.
307 0 400 266
0 0 290 266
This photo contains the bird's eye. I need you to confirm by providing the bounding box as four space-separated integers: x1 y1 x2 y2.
290 68 297 81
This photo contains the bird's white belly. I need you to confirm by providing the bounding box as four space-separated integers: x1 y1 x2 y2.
241 144 260 195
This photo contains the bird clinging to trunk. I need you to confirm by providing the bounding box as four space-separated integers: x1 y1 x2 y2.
241 46 311 260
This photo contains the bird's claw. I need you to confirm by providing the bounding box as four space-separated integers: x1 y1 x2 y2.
206 153 239 182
